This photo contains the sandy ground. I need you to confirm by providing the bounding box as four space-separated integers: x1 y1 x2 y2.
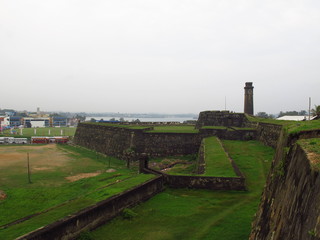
0 144 70 170
65 172 101 182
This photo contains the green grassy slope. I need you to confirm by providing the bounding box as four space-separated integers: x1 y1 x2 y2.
90 140 274 240
0 145 154 239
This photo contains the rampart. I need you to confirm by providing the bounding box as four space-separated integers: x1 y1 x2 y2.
195 111 248 128
17 176 164 240
250 129 320 239
74 123 202 158
74 122 258 159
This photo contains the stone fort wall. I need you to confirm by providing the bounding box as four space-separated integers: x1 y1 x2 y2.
195 111 249 129
74 122 258 158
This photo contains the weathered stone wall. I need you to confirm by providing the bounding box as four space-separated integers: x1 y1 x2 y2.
17 176 164 240
256 122 283 148
195 111 248 128
74 123 139 159
142 166 246 191
250 136 320 239
199 128 257 141
195 139 205 174
74 123 202 158
74 123 258 159
137 133 202 157
163 174 246 191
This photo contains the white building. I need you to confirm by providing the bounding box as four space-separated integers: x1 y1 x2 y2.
276 115 316 121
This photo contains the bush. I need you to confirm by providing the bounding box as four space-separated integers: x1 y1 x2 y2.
78 231 94 240
122 208 138 219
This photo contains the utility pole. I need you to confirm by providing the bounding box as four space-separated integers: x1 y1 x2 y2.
27 152 32 184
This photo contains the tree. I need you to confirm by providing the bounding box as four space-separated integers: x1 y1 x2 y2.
311 105 320 117
256 112 274 119
74 114 86 122
299 110 307 116
256 112 268 118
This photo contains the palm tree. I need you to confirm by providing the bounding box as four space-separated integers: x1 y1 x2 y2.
311 105 320 118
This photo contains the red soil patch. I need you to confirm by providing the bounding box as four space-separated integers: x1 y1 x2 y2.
0 190 7 200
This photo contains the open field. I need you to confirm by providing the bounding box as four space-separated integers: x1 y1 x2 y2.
0 127 76 138
0 144 154 239
89 140 274 240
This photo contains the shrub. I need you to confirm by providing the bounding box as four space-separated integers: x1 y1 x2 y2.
122 208 138 219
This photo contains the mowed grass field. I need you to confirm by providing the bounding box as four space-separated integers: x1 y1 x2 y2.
0 144 154 239
89 140 274 240
1 127 76 138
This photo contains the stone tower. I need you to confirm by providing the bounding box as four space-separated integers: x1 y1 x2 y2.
244 82 254 115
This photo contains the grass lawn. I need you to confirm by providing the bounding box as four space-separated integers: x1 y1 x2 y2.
287 119 320 134
89 140 274 240
0 144 154 239
203 137 237 177
0 127 76 138
146 125 199 133
83 122 150 130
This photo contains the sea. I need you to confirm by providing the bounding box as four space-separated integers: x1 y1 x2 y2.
85 116 197 123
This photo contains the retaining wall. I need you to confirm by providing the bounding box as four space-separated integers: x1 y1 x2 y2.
256 122 283 148
163 174 246 190
141 159 246 191
17 176 164 240
250 131 320 239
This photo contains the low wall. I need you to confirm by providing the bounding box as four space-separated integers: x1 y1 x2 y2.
17 176 164 240
195 139 205 174
163 174 246 191
141 160 246 191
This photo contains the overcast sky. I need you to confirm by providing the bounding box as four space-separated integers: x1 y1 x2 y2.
1 0 319 114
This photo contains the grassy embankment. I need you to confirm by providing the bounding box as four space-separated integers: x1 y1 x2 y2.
153 136 236 177
0 144 154 239
298 138 320 171
246 115 320 134
89 140 274 240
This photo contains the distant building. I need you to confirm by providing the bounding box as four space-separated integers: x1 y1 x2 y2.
9 116 23 127
276 116 316 121
52 117 67 127
0 116 10 131
23 118 50 128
